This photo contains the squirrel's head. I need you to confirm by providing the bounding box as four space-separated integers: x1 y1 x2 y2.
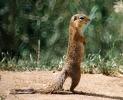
70 14 90 28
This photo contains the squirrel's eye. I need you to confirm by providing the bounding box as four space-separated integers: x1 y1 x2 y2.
79 16 84 20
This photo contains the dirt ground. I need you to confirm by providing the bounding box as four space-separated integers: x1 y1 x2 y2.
0 71 123 100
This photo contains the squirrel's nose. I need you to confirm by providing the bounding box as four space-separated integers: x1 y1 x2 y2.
87 18 90 22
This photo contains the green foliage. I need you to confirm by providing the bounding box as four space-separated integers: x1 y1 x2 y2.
82 53 121 76
0 0 123 75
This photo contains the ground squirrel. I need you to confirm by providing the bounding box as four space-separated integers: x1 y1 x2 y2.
10 13 90 94
61 14 90 92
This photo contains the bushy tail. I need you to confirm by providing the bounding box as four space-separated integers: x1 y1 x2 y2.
10 70 67 94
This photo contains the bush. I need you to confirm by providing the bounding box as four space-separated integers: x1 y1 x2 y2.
82 53 122 76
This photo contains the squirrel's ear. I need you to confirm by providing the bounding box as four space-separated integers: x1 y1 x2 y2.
73 16 77 21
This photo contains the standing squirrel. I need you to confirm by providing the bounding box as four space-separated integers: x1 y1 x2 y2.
57 14 90 92
63 14 90 92
10 13 90 94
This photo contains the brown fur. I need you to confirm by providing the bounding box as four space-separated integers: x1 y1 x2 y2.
10 14 90 94
61 14 90 92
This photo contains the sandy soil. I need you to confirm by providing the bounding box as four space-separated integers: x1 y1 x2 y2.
0 71 123 100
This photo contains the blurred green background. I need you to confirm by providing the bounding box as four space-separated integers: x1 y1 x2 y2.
0 0 123 74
